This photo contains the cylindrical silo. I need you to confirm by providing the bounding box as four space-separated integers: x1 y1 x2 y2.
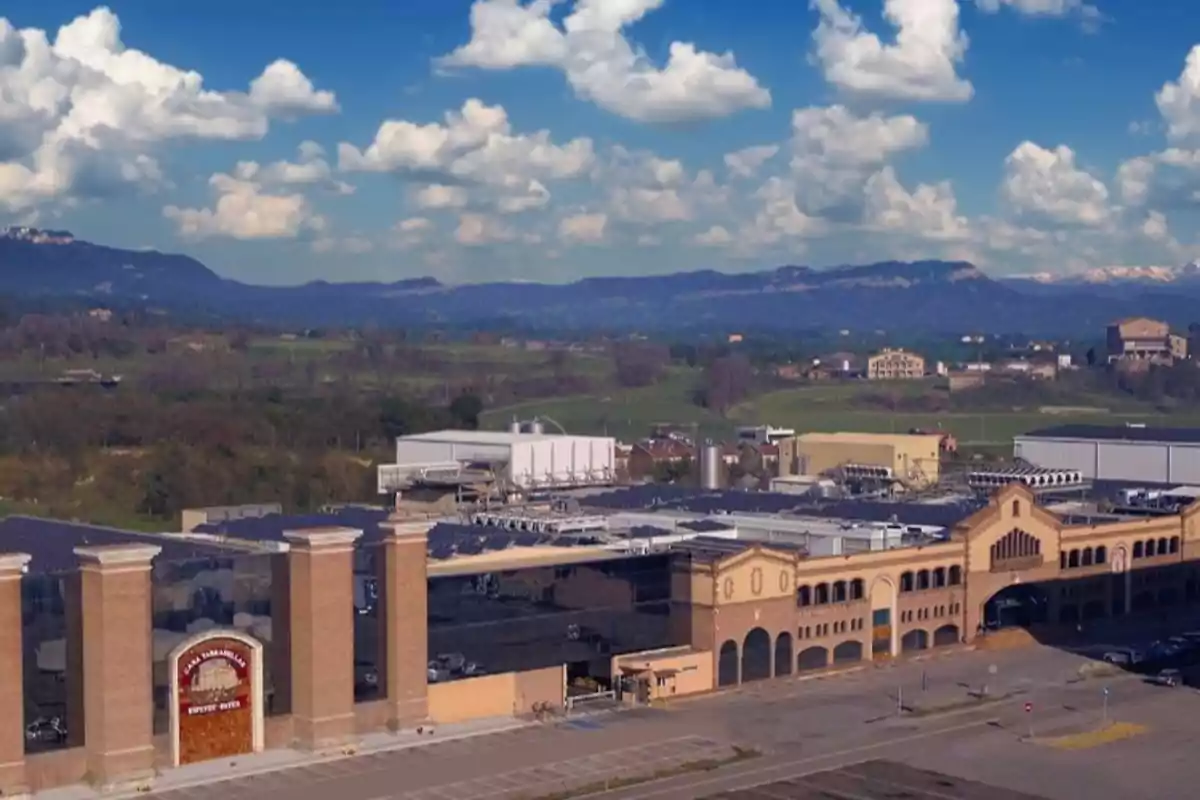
700 443 721 490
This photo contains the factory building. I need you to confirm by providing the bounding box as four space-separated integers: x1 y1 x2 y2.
777 432 942 489
1015 424 1200 484
7 480 1200 795
377 430 616 496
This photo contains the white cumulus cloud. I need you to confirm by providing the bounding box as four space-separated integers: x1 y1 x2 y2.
437 0 770 123
810 0 972 103
863 167 970 241
724 145 780 179
974 0 1102 30
1156 46 1200 143
339 99 592 215
558 212 608 243
163 170 326 241
0 7 336 213
1002 142 1112 227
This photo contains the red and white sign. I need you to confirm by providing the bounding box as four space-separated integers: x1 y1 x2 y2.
1024 701 1033 713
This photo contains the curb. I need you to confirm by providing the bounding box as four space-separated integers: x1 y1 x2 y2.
88 720 532 799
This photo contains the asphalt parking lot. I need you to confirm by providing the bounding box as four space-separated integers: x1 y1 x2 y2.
146 622 1200 800
702 760 1051 800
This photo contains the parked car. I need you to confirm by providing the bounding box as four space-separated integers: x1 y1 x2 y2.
1152 668 1182 687
1103 650 1133 665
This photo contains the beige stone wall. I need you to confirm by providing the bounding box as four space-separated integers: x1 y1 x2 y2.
427 667 565 724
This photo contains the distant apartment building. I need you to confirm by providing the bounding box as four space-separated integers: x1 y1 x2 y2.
866 348 925 380
1105 317 1185 366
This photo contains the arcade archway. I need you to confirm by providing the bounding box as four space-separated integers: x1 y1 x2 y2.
901 629 929 653
797 646 828 672
717 640 739 687
983 583 1049 630
742 628 772 682
774 632 793 677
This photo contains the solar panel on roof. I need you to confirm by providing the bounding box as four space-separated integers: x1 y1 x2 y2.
427 527 457 546
429 544 456 560
483 535 511 551
456 540 484 555
513 534 540 547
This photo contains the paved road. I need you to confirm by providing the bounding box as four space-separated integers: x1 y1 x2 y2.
150 639 1175 800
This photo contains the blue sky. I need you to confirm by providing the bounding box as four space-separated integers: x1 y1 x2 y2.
2 0 1200 285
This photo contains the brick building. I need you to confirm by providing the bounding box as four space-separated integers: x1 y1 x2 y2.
4 483 1200 794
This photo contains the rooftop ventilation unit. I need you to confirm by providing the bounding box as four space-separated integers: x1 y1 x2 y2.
842 464 894 481
966 467 1084 491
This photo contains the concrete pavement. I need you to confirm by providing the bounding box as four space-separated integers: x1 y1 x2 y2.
113 642 1164 800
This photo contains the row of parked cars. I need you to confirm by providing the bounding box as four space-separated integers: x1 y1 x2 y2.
1103 631 1200 687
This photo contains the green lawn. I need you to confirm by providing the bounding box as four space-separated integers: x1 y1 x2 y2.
483 375 1200 446
480 371 733 439
728 381 1199 445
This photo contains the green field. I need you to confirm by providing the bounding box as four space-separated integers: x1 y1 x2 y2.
480 372 727 438
482 377 1200 446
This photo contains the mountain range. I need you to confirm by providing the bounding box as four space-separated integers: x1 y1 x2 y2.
3 226 1200 334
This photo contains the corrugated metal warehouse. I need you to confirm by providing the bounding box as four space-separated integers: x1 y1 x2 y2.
381 430 616 492
1014 424 1200 484
777 432 941 488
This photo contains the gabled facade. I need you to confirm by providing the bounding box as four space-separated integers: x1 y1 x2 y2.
670 484 1200 690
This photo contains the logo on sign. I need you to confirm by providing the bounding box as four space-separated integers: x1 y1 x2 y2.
180 648 249 717
1024 702 1033 713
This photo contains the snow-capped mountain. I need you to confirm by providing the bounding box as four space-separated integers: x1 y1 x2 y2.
1007 262 1200 285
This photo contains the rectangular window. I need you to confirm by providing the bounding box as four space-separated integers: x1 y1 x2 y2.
872 608 890 626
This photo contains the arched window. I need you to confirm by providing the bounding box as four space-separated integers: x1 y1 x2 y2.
832 581 847 603
1133 541 1144 559
948 565 962 585
814 583 830 604
932 567 946 588
1012 500 1020 517
849 578 865 601
1082 547 1093 566
1170 536 1181 554
797 585 812 607
1158 537 1169 556
1068 549 1080 568
916 570 931 591
990 528 1041 569
1095 545 1107 564
900 571 915 593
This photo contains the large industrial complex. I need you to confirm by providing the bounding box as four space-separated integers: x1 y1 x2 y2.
6 423 1200 795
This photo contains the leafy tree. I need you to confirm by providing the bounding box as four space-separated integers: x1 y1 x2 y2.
448 392 484 429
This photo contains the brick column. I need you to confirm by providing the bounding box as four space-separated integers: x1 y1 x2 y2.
377 520 429 729
0 553 31 797
75 544 160 788
284 528 361 750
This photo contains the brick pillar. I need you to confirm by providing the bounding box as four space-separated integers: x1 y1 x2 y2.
377 520 429 729
75 545 160 788
284 528 361 750
0 553 31 797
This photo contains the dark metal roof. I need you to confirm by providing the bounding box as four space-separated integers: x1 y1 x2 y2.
582 486 983 528
670 535 806 564
193 507 391 542
0 516 245 575
1021 424 1200 444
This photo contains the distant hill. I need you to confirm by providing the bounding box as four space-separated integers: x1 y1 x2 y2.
2 227 1199 333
